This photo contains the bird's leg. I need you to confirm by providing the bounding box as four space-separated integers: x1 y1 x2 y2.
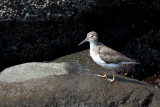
107 71 115 83
95 73 107 78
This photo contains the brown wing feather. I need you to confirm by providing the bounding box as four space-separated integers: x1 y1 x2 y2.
98 43 136 64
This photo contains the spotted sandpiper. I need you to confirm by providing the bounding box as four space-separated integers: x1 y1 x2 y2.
79 31 139 83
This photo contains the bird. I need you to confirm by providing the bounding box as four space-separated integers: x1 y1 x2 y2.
78 31 139 83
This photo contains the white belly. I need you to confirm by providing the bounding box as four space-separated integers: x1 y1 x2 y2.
90 50 118 69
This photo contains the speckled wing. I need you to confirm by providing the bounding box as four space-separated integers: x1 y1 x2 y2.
98 43 136 64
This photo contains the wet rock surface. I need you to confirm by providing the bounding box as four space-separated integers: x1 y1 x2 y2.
0 0 160 81
0 62 160 107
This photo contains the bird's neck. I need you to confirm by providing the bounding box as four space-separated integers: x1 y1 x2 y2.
89 40 98 49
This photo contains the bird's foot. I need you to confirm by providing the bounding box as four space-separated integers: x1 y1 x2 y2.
107 78 115 84
95 74 107 78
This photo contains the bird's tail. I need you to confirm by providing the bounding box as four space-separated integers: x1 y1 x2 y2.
120 61 140 65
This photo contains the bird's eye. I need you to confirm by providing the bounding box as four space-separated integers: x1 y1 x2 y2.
90 35 93 38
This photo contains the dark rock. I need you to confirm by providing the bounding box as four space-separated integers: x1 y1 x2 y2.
123 28 160 80
0 62 160 107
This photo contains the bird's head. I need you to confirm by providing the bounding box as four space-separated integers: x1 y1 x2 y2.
78 31 98 46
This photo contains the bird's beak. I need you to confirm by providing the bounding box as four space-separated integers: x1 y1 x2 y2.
78 38 88 46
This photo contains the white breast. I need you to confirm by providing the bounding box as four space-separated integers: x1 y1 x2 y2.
89 42 119 69
90 50 104 64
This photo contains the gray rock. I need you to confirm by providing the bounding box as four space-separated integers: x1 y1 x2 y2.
0 62 69 83
0 62 160 107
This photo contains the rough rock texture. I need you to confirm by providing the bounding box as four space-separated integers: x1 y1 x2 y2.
0 62 160 107
0 0 159 20
0 0 160 81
